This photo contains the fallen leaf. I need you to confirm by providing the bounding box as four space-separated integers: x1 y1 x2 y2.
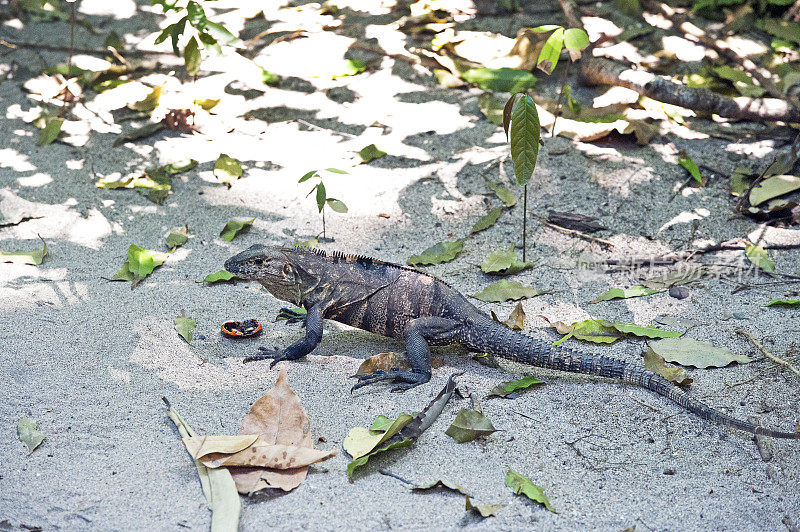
648 337 752 368
487 376 545 398
0 237 49 265
505 468 555 513
128 84 163 112
745 243 776 274
358 144 387 163
38 117 64 146
677 151 702 184
590 286 658 303
470 207 505 234
642 266 707 290
465 495 505 518
164 399 241 531
730 166 756 197
231 367 334 493
214 154 243 186
492 301 525 330
480 248 533 275
174 309 195 343
17 417 45 453
166 225 189 250
203 270 238 284
411 479 470 495
343 413 414 460
765 299 800 307
485 179 516 207
553 320 682 346
644 348 693 386
126 244 169 277
220 218 255 242
546 211 605 232
445 408 497 443
407 240 464 266
749 175 800 207
183 437 336 469
471 280 544 302
113 122 165 147
331 59 365 78
356 352 410 375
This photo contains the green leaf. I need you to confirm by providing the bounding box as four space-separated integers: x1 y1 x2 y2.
730 166 756 197
347 438 413 479
0 238 49 265
713 65 765 97
553 319 622 346
155 23 175 45
113 122 165 147
505 468 555 513
470 207 505 234
745 243 776 274
485 179 516 207
260 68 280 86
407 240 464 266
205 20 239 46
316 182 327 212
478 92 504 125
648 337 752 368
333 59 365 78
609 322 683 339
532 24 563 33
213 154 243 185
766 299 800 307
590 286 659 303
129 85 163 112
537 27 565 74
445 409 497 443
644 348 693 386
38 117 64 146
325 168 349 174
480 248 533 275
219 218 255 241
487 376 545 398
461 68 537 92
104 30 125 51
749 175 800 206
756 18 800 45
111 262 135 281
18 417 45 453
358 144 387 163
203 270 237 284
294 237 318 250
198 32 221 55
510 94 540 186
677 152 702 184
344 413 415 479
184 36 201 76
127 244 169 277
326 198 348 213
299 170 319 183
465 495 505 518
162 159 198 174
471 280 543 302
563 28 589 52
166 226 189 250
186 1 207 29
174 310 196 343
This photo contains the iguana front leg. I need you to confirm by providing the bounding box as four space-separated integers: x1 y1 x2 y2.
352 317 461 392
244 304 323 368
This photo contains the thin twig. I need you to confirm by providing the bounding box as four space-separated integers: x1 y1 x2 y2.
540 217 615 248
736 328 800 378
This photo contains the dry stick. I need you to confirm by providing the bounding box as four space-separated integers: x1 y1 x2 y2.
556 0 800 122
736 328 800 378
540 217 615 248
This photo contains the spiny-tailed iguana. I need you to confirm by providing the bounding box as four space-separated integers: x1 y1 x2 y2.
224 244 799 440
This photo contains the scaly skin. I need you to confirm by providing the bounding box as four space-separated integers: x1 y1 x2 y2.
224 244 800 440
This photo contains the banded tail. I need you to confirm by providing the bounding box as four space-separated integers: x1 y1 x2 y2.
467 321 799 440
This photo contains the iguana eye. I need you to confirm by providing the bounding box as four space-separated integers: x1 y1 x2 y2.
282 264 292 275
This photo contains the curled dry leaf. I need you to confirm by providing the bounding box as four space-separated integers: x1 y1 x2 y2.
644 348 693 386
231 367 335 494
356 352 410 375
183 437 337 469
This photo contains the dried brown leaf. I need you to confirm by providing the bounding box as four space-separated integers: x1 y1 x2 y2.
356 352 410 375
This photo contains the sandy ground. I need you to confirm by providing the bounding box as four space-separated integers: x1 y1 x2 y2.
1 1 799 530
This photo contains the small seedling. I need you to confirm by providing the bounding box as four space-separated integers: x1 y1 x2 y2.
299 169 349 240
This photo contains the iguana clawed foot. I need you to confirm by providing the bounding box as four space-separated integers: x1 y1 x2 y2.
276 307 307 326
350 367 430 393
243 346 289 368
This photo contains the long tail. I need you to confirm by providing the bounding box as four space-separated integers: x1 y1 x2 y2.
468 321 799 439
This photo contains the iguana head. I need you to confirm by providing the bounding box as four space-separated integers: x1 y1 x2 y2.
224 244 303 305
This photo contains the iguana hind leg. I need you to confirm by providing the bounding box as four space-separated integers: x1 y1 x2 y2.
244 304 323 368
352 317 460 392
